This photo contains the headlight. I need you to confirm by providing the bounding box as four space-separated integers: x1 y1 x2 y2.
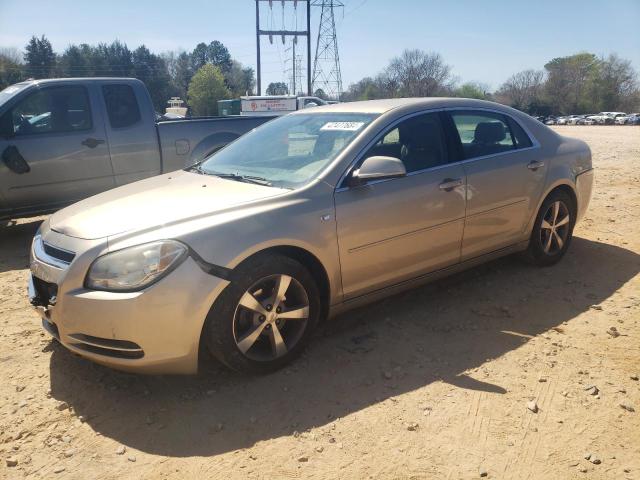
85 240 188 292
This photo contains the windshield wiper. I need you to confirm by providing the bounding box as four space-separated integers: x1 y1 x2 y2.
209 172 273 187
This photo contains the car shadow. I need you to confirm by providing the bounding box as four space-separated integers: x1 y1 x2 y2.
0 218 42 274
47 237 639 457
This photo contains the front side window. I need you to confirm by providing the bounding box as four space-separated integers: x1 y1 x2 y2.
200 113 378 189
450 111 531 159
102 84 141 128
362 112 448 173
6 86 92 136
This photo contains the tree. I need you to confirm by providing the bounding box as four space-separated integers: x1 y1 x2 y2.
24 35 56 78
225 60 255 96
495 70 545 112
59 45 90 77
342 76 384 101
187 64 230 116
384 49 454 97
208 40 232 73
590 54 638 112
191 43 209 71
172 51 194 99
0 48 24 89
454 82 491 100
544 53 599 114
133 45 172 111
266 82 289 95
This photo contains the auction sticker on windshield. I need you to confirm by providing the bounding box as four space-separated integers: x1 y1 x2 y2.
320 121 366 131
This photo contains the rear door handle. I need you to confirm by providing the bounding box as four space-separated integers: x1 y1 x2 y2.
527 160 545 170
81 138 105 149
439 178 463 191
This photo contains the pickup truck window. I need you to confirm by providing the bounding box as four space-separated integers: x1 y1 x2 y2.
4 86 92 136
102 84 141 128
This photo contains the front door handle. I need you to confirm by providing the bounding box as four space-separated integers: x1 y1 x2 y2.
81 138 105 149
439 178 463 191
527 160 545 170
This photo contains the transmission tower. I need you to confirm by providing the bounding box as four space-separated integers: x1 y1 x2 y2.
311 0 343 100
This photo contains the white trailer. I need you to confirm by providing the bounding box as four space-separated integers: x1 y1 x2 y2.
240 95 327 116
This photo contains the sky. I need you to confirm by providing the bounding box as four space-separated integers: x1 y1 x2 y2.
1 0 639 93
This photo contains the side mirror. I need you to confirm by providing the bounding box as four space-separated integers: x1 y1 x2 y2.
349 156 406 187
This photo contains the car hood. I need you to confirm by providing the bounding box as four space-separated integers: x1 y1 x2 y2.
49 170 288 240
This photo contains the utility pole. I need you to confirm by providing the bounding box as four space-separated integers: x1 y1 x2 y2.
255 0 312 95
311 0 343 100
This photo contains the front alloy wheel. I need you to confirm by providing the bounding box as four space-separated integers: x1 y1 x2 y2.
204 253 320 374
233 274 310 361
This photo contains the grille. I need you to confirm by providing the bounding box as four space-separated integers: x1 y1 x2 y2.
32 276 58 306
67 333 144 359
42 242 75 264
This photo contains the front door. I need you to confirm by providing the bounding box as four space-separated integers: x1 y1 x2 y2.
447 110 547 260
0 84 113 216
335 112 467 299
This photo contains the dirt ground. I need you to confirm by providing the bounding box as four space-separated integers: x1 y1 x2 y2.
1 125 638 480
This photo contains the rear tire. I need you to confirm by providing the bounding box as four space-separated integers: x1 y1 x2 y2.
204 253 320 374
525 190 576 267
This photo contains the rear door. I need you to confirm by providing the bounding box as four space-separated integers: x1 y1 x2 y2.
0 84 114 215
446 110 546 260
100 82 161 185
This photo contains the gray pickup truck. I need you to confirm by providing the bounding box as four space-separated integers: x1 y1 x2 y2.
0 78 273 220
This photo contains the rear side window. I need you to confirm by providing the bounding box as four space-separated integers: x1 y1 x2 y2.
450 111 514 159
102 84 141 128
7 86 92 136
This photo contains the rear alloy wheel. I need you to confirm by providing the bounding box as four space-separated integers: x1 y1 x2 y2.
539 200 571 256
205 253 320 374
525 190 576 266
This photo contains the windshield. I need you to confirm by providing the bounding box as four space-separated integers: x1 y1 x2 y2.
0 83 31 110
199 112 378 189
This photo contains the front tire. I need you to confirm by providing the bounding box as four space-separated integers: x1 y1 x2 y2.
525 190 576 266
204 253 320 374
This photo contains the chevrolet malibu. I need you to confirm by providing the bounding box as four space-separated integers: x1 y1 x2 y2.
28 98 594 374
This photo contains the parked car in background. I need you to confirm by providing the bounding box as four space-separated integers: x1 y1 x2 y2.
583 117 596 125
556 116 569 125
0 78 275 221
627 114 640 125
544 116 557 125
27 97 594 374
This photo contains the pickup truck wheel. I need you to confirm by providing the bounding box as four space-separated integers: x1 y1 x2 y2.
525 190 576 266
204 253 320 374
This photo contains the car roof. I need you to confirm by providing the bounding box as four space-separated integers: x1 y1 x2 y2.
291 97 523 116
